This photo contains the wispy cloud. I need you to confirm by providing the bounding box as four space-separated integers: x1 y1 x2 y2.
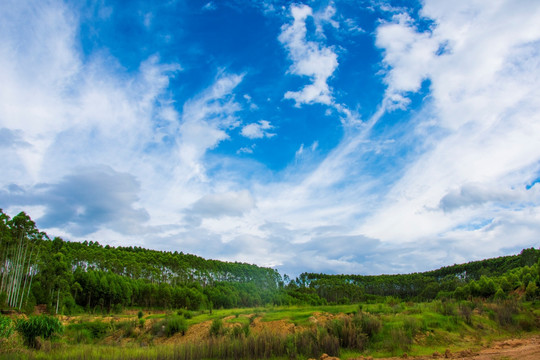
358 0 540 254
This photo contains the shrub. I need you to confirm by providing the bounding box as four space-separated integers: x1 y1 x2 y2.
16 315 64 348
137 310 144 319
209 318 224 337
383 326 412 353
0 315 13 339
70 328 93 344
459 302 474 325
151 319 165 337
492 300 518 326
327 317 368 350
435 299 457 316
230 324 246 339
357 312 382 339
112 303 123 314
517 316 535 331
152 316 188 337
67 320 109 341
403 316 421 338
165 315 188 336
177 309 192 319
117 320 137 338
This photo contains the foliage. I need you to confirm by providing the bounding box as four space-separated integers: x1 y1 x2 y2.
151 316 188 337
67 320 109 341
15 315 63 348
209 318 224 337
165 315 188 336
1 209 539 317
0 315 13 338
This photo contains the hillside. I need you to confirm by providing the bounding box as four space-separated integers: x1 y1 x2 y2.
1 210 539 314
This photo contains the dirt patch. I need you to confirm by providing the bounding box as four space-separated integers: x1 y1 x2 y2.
161 320 212 345
251 316 296 335
347 335 540 360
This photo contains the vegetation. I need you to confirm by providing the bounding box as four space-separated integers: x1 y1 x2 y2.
15 315 63 348
0 209 539 358
0 315 13 339
0 300 538 359
2 210 539 315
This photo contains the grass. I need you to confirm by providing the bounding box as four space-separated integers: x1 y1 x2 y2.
0 300 538 359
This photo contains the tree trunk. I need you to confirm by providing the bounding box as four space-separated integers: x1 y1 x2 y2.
56 288 60 314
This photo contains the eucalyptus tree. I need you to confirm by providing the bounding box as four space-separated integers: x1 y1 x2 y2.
0 211 44 310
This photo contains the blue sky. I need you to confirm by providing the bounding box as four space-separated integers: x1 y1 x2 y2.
1 0 540 277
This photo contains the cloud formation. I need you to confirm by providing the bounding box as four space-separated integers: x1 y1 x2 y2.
1 0 539 278
279 4 338 106
0 166 148 236
241 120 275 139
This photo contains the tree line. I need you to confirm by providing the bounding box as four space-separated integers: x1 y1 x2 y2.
289 248 540 304
1 209 539 314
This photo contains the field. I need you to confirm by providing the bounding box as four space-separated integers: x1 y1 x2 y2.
1 299 539 359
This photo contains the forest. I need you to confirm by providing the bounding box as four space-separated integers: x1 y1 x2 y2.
1 210 539 314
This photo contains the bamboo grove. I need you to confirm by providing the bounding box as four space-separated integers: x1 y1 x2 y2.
1 209 539 315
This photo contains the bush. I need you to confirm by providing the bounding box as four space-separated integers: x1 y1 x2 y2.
137 310 144 319
16 315 64 348
327 317 368 350
151 319 165 337
177 309 192 319
166 316 188 336
230 324 249 339
117 320 137 338
67 320 109 341
435 299 457 316
403 316 421 338
459 302 474 325
492 300 518 326
209 318 224 337
0 315 13 339
152 316 188 337
357 312 382 338
383 326 412 353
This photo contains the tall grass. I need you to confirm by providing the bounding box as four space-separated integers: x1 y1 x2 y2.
2 300 538 359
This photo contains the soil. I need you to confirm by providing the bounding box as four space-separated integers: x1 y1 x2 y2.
347 335 540 360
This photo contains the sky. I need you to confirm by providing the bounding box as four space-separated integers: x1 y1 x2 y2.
1 0 540 278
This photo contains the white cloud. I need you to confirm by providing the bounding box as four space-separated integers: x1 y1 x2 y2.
279 4 338 106
375 13 439 109
357 0 540 251
241 120 275 139
175 73 243 182
237 145 255 155
0 0 245 249
191 190 256 219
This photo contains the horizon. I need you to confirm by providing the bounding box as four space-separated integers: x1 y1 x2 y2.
1 0 540 278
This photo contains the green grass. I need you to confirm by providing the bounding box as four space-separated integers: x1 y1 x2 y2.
1 301 538 359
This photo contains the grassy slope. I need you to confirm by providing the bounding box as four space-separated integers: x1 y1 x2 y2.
1 300 538 359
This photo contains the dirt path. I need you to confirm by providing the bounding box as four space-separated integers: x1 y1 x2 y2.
467 336 540 360
349 335 540 360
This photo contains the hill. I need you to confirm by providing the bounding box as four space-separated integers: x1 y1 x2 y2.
1 210 539 314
